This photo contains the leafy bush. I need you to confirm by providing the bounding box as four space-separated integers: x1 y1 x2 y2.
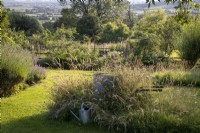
99 22 130 43
176 20 200 65
47 44 100 70
0 45 33 97
26 65 46 85
9 12 43 36
37 57 60 69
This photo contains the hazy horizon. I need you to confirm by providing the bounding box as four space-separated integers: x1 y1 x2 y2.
6 0 147 4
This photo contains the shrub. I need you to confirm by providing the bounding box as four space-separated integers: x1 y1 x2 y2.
37 57 60 69
26 65 46 85
0 45 33 97
47 44 100 70
176 20 200 65
99 22 130 43
9 12 43 36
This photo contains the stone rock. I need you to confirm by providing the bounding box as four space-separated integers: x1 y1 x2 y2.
93 73 114 94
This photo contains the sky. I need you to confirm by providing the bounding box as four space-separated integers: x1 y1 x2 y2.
129 0 146 4
14 0 147 4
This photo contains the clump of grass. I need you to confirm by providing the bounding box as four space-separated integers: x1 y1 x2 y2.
48 75 93 120
48 66 153 131
138 88 200 133
48 66 200 133
91 66 153 131
154 69 200 87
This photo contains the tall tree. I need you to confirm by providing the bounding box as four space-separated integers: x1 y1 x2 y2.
53 8 78 29
76 15 100 39
177 20 200 65
133 9 167 58
149 0 199 24
58 0 129 22
9 12 43 36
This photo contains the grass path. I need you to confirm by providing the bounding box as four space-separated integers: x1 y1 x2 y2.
1 70 112 133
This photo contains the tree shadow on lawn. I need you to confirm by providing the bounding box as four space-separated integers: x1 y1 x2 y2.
2 113 113 133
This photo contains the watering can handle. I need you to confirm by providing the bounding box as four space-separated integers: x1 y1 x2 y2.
81 103 84 110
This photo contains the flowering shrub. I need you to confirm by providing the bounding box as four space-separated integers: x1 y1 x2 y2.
0 45 33 97
26 65 46 85
0 45 46 97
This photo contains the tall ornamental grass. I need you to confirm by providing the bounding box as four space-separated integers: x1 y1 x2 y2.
48 66 200 132
154 69 200 87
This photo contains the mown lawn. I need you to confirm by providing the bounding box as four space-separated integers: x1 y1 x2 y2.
1 70 113 133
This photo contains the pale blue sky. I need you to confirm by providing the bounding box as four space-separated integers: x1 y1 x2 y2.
129 0 146 4
15 0 147 4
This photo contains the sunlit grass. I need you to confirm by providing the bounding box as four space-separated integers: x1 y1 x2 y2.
1 70 113 133
1 69 200 133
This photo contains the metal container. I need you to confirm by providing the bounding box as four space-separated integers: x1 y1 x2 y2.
79 103 91 124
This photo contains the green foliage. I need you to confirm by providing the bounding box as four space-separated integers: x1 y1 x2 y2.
9 12 43 36
132 9 182 60
37 57 60 69
99 22 130 43
55 25 76 41
0 1 9 54
2 29 30 48
99 22 118 42
176 20 200 65
161 17 181 55
147 0 193 7
53 8 78 29
114 23 130 41
46 43 99 70
65 0 128 23
136 33 164 58
42 22 54 31
0 45 33 97
133 9 167 58
77 15 101 40
30 27 76 49
0 2 9 33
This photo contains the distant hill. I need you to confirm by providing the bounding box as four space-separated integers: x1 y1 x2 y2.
131 0 199 11
2 0 60 3
3 0 199 10
131 2 177 10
